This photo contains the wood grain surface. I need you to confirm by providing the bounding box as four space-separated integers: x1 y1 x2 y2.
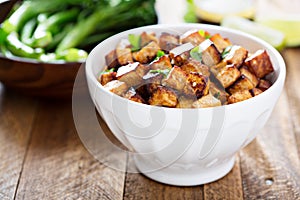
0 47 299 199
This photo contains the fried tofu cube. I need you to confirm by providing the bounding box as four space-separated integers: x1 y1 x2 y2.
123 87 145 103
162 66 187 91
210 33 232 53
181 30 206 46
199 39 222 67
149 86 178 107
116 62 148 87
192 93 222 108
142 71 165 96
169 43 194 66
209 82 229 104
223 45 248 68
184 72 210 98
99 71 116 85
258 79 272 91
103 80 128 96
176 96 196 108
211 63 241 88
228 90 252 104
149 55 172 70
250 88 263 96
140 32 158 47
181 59 210 77
245 49 274 78
132 41 160 64
116 39 133 65
228 75 256 94
105 50 119 69
159 32 180 52
240 66 259 87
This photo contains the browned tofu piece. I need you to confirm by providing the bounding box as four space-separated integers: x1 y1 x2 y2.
103 80 128 96
116 39 133 65
116 62 148 87
181 59 210 77
105 50 119 69
223 45 248 68
228 90 252 104
211 63 241 88
176 96 196 108
169 43 194 66
192 39 221 67
159 32 180 52
228 75 256 94
149 55 172 70
162 66 187 91
245 49 274 78
142 71 164 95
123 87 145 103
210 33 232 53
209 82 229 104
184 72 210 98
132 41 160 64
149 86 178 107
240 66 259 87
99 71 116 85
181 30 206 46
140 32 159 47
258 79 272 91
250 88 263 96
192 93 222 108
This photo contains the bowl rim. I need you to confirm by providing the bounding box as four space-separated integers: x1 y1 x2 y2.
0 53 83 65
86 23 286 111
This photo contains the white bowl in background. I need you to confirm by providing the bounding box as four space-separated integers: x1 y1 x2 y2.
85 24 285 186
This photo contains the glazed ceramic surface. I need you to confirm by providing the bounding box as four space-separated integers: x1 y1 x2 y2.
85 24 285 186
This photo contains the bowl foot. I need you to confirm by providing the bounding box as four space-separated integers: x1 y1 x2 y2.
134 156 235 186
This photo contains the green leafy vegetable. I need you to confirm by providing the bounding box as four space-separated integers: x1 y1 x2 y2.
0 0 157 62
184 0 198 23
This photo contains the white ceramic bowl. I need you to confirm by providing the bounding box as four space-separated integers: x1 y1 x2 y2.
85 24 286 186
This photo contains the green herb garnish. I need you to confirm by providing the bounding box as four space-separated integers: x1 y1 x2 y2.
198 29 211 39
149 68 170 77
154 50 165 60
190 46 202 62
128 34 141 51
100 68 115 74
222 45 232 58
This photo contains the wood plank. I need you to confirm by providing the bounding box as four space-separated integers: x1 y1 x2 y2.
123 157 203 200
239 90 300 199
282 48 300 156
15 100 126 200
0 85 38 200
204 155 243 200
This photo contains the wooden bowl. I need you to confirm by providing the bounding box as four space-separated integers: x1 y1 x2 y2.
0 55 82 98
0 0 83 98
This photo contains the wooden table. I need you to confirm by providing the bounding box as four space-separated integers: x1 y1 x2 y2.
0 48 299 200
